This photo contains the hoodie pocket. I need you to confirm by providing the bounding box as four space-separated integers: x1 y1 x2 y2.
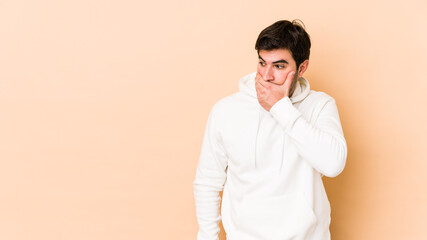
236 193 317 240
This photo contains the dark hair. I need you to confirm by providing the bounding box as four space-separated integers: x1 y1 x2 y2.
255 20 311 68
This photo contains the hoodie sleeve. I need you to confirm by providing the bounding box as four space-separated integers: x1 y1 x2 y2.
193 104 228 240
269 95 347 177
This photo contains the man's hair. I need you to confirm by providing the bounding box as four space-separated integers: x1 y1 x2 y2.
255 20 311 68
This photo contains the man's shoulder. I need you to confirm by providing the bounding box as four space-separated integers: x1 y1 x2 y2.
305 90 336 104
297 90 338 122
217 92 242 104
209 92 243 115
296 90 337 115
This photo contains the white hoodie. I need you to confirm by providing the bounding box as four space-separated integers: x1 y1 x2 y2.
193 72 347 240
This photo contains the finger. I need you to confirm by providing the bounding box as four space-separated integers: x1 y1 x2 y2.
255 81 262 97
286 71 295 82
255 78 267 91
255 78 265 91
255 73 268 88
284 71 295 89
255 82 260 95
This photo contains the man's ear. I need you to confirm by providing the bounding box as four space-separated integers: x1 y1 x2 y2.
297 60 309 77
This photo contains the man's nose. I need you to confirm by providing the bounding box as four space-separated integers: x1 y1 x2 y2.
262 66 274 82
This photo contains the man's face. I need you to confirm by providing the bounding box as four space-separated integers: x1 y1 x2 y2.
257 48 299 94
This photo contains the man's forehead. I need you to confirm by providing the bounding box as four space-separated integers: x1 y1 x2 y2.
258 49 293 63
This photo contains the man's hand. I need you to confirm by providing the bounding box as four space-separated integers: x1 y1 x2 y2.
255 71 295 112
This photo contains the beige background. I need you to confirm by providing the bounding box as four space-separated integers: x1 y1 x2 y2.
1 0 426 239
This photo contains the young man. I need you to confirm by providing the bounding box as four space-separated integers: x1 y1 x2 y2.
193 20 347 240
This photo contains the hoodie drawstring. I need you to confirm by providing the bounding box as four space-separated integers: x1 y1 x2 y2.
253 105 262 168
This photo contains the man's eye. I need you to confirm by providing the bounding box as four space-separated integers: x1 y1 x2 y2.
259 62 266 66
274 65 284 69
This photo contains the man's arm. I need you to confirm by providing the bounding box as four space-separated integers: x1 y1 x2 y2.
269 95 347 177
193 104 228 240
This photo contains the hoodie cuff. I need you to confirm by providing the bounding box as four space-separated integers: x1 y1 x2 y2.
269 97 302 132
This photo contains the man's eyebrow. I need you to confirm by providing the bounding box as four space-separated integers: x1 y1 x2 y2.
272 59 288 64
258 56 288 64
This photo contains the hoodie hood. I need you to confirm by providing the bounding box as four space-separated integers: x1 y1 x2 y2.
238 72 311 168
239 72 311 103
